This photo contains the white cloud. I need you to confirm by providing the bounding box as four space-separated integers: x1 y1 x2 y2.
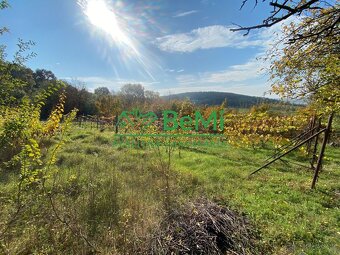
155 25 265 53
176 54 268 85
164 54 274 97
164 68 184 73
173 10 198 18
155 16 302 53
155 18 302 96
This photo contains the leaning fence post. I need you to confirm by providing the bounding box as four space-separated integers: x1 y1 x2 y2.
311 113 334 189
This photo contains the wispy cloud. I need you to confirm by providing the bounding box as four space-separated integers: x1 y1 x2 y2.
165 54 275 96
155 18 300 96
155 25 266 53
154 16 300 53
176 55 268 85
173 10 198 18
164 68 185 73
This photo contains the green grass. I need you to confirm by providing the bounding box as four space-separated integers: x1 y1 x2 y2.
172 144 340 254
0 126 339 254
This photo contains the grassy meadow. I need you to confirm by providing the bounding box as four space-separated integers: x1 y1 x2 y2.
1 125 338 254
1 0 339 253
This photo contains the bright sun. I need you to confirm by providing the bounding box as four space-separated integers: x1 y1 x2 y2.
82 0 133 49
78 0 155 79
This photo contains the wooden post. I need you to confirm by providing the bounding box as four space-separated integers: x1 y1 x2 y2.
311 113 334 189
307 116 316 154
310 118 321 168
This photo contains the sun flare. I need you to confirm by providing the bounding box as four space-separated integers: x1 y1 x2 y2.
80 0 137 53
78 0 157 80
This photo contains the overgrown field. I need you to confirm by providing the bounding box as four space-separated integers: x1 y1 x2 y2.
0 126 339 254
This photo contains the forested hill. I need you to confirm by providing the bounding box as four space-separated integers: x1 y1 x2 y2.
162 92 279 108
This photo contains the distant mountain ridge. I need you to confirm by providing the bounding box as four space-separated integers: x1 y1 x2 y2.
162 91 279 108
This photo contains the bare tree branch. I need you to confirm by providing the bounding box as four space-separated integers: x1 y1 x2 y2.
231 0 340 43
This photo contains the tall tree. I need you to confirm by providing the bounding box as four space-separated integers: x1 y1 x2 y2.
269 17 339 113
233 0 339 113
94 86 111 97
119 84 145 108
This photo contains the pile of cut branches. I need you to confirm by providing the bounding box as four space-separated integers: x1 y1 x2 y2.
147 199 259 255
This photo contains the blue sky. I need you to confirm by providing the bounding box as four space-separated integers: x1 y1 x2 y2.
0 0 284 97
